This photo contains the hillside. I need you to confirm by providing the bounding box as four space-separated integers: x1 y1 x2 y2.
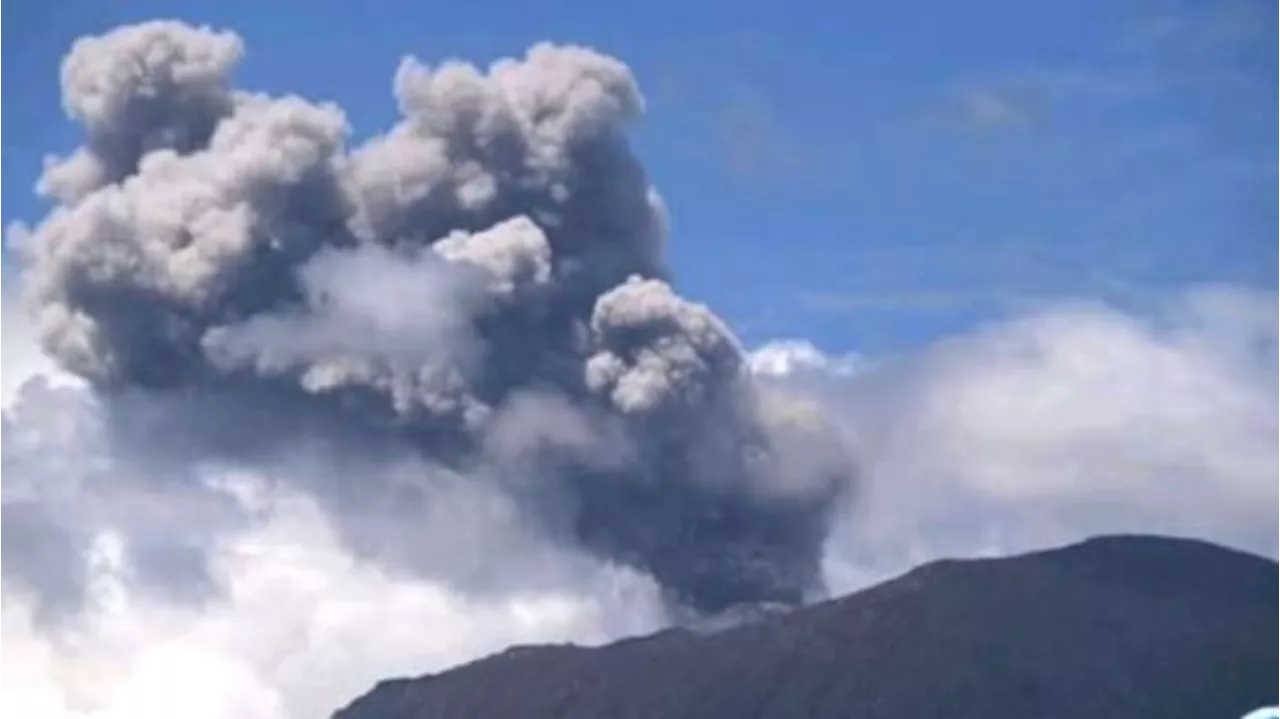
334 535 1278 719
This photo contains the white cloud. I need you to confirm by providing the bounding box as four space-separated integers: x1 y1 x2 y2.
750 286 1278 594
1 474 663 719
956 88 1042 130
747 339 862 377
2 289 81 408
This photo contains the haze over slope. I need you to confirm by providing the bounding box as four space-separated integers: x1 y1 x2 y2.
1 18 1276 719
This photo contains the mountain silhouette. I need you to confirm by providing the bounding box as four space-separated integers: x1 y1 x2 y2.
333 535 1278 719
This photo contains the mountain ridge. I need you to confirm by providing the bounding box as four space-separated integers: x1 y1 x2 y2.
333 534 1279 719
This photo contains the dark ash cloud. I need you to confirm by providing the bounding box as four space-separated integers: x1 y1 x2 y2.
8 20 855 618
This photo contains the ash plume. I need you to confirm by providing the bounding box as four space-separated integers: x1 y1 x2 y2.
11 20 854 616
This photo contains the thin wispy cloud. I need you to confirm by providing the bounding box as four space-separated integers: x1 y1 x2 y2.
717 93 807 182
1119 0 1274 59
952 86 1046 132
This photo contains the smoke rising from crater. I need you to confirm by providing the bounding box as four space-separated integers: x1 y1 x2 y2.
10 20 854 617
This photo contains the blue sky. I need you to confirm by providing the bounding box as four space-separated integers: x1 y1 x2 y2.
4 0 1275 354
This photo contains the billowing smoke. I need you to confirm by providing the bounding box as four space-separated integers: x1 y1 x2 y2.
10 20 853 618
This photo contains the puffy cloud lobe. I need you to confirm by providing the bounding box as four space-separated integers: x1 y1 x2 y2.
42 20 244 203
12 20 855 618
586 276 743 417
348 42 661 290
433 215 554 298
22 90 351 386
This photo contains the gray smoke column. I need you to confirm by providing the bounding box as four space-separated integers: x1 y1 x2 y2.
15 20 854 615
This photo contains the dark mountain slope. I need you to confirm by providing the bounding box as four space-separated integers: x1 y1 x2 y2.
333 535 1278 719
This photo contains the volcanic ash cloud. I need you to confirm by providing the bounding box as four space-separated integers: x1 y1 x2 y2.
10 20 856 617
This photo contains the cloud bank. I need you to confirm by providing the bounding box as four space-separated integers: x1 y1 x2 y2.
3 19 1275 719
764 287 1277 591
